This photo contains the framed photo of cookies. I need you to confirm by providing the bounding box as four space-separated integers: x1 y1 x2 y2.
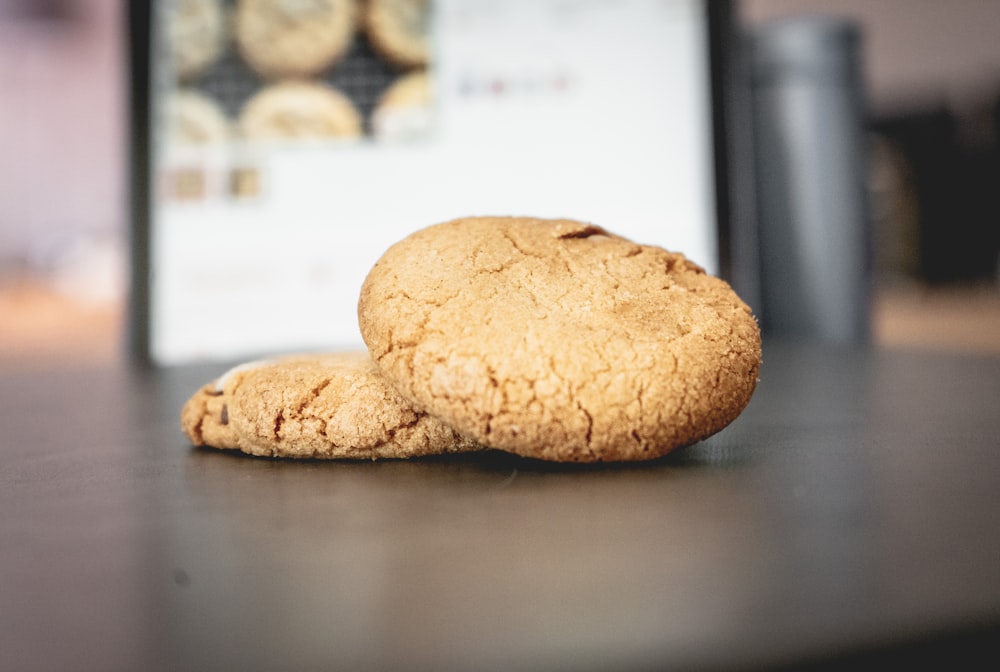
128 0 747 366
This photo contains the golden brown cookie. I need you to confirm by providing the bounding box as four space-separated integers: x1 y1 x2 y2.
371 70 432 141
358 217 762 463
167 89 232 145
181 352 480 459
238 80 363 140
167 0 226 81
234 0 358 80
365 0 430 69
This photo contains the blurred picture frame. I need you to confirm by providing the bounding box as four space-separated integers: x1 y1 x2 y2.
126 0 749 366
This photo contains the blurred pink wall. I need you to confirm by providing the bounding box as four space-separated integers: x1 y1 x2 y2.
0 0 124 270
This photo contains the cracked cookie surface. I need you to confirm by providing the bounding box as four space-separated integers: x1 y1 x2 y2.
358 216 762 462
181 352 480 459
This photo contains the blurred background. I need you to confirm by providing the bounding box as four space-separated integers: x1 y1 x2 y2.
1 0 999 368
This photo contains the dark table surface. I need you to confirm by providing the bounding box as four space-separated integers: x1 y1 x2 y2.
2 342 999 672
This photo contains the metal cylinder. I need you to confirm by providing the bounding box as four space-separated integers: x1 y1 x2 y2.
751 16 870 344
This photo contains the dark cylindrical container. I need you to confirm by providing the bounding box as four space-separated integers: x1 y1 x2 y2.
751 16 870 344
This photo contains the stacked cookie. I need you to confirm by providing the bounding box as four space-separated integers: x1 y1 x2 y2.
165 0 431 145
182 216 762 463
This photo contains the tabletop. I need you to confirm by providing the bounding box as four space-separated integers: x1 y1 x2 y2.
2 342 999 671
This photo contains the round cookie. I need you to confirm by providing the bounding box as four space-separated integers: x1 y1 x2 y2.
235 0 358 80
181 352 481 459
365 0 430 69
167 89 232 145
371 70 432 141
167 0 226 81
238 81 363 140
358 217 762 463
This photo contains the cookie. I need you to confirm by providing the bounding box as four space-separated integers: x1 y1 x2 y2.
166 0 226 81
365 0 430 69
181 352 481 459
238 80 363 140
371 70 432 141
235 0 358 80
167 89 232 145
358 217 762 463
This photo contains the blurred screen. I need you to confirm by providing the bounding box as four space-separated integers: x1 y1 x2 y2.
146 0 719 365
